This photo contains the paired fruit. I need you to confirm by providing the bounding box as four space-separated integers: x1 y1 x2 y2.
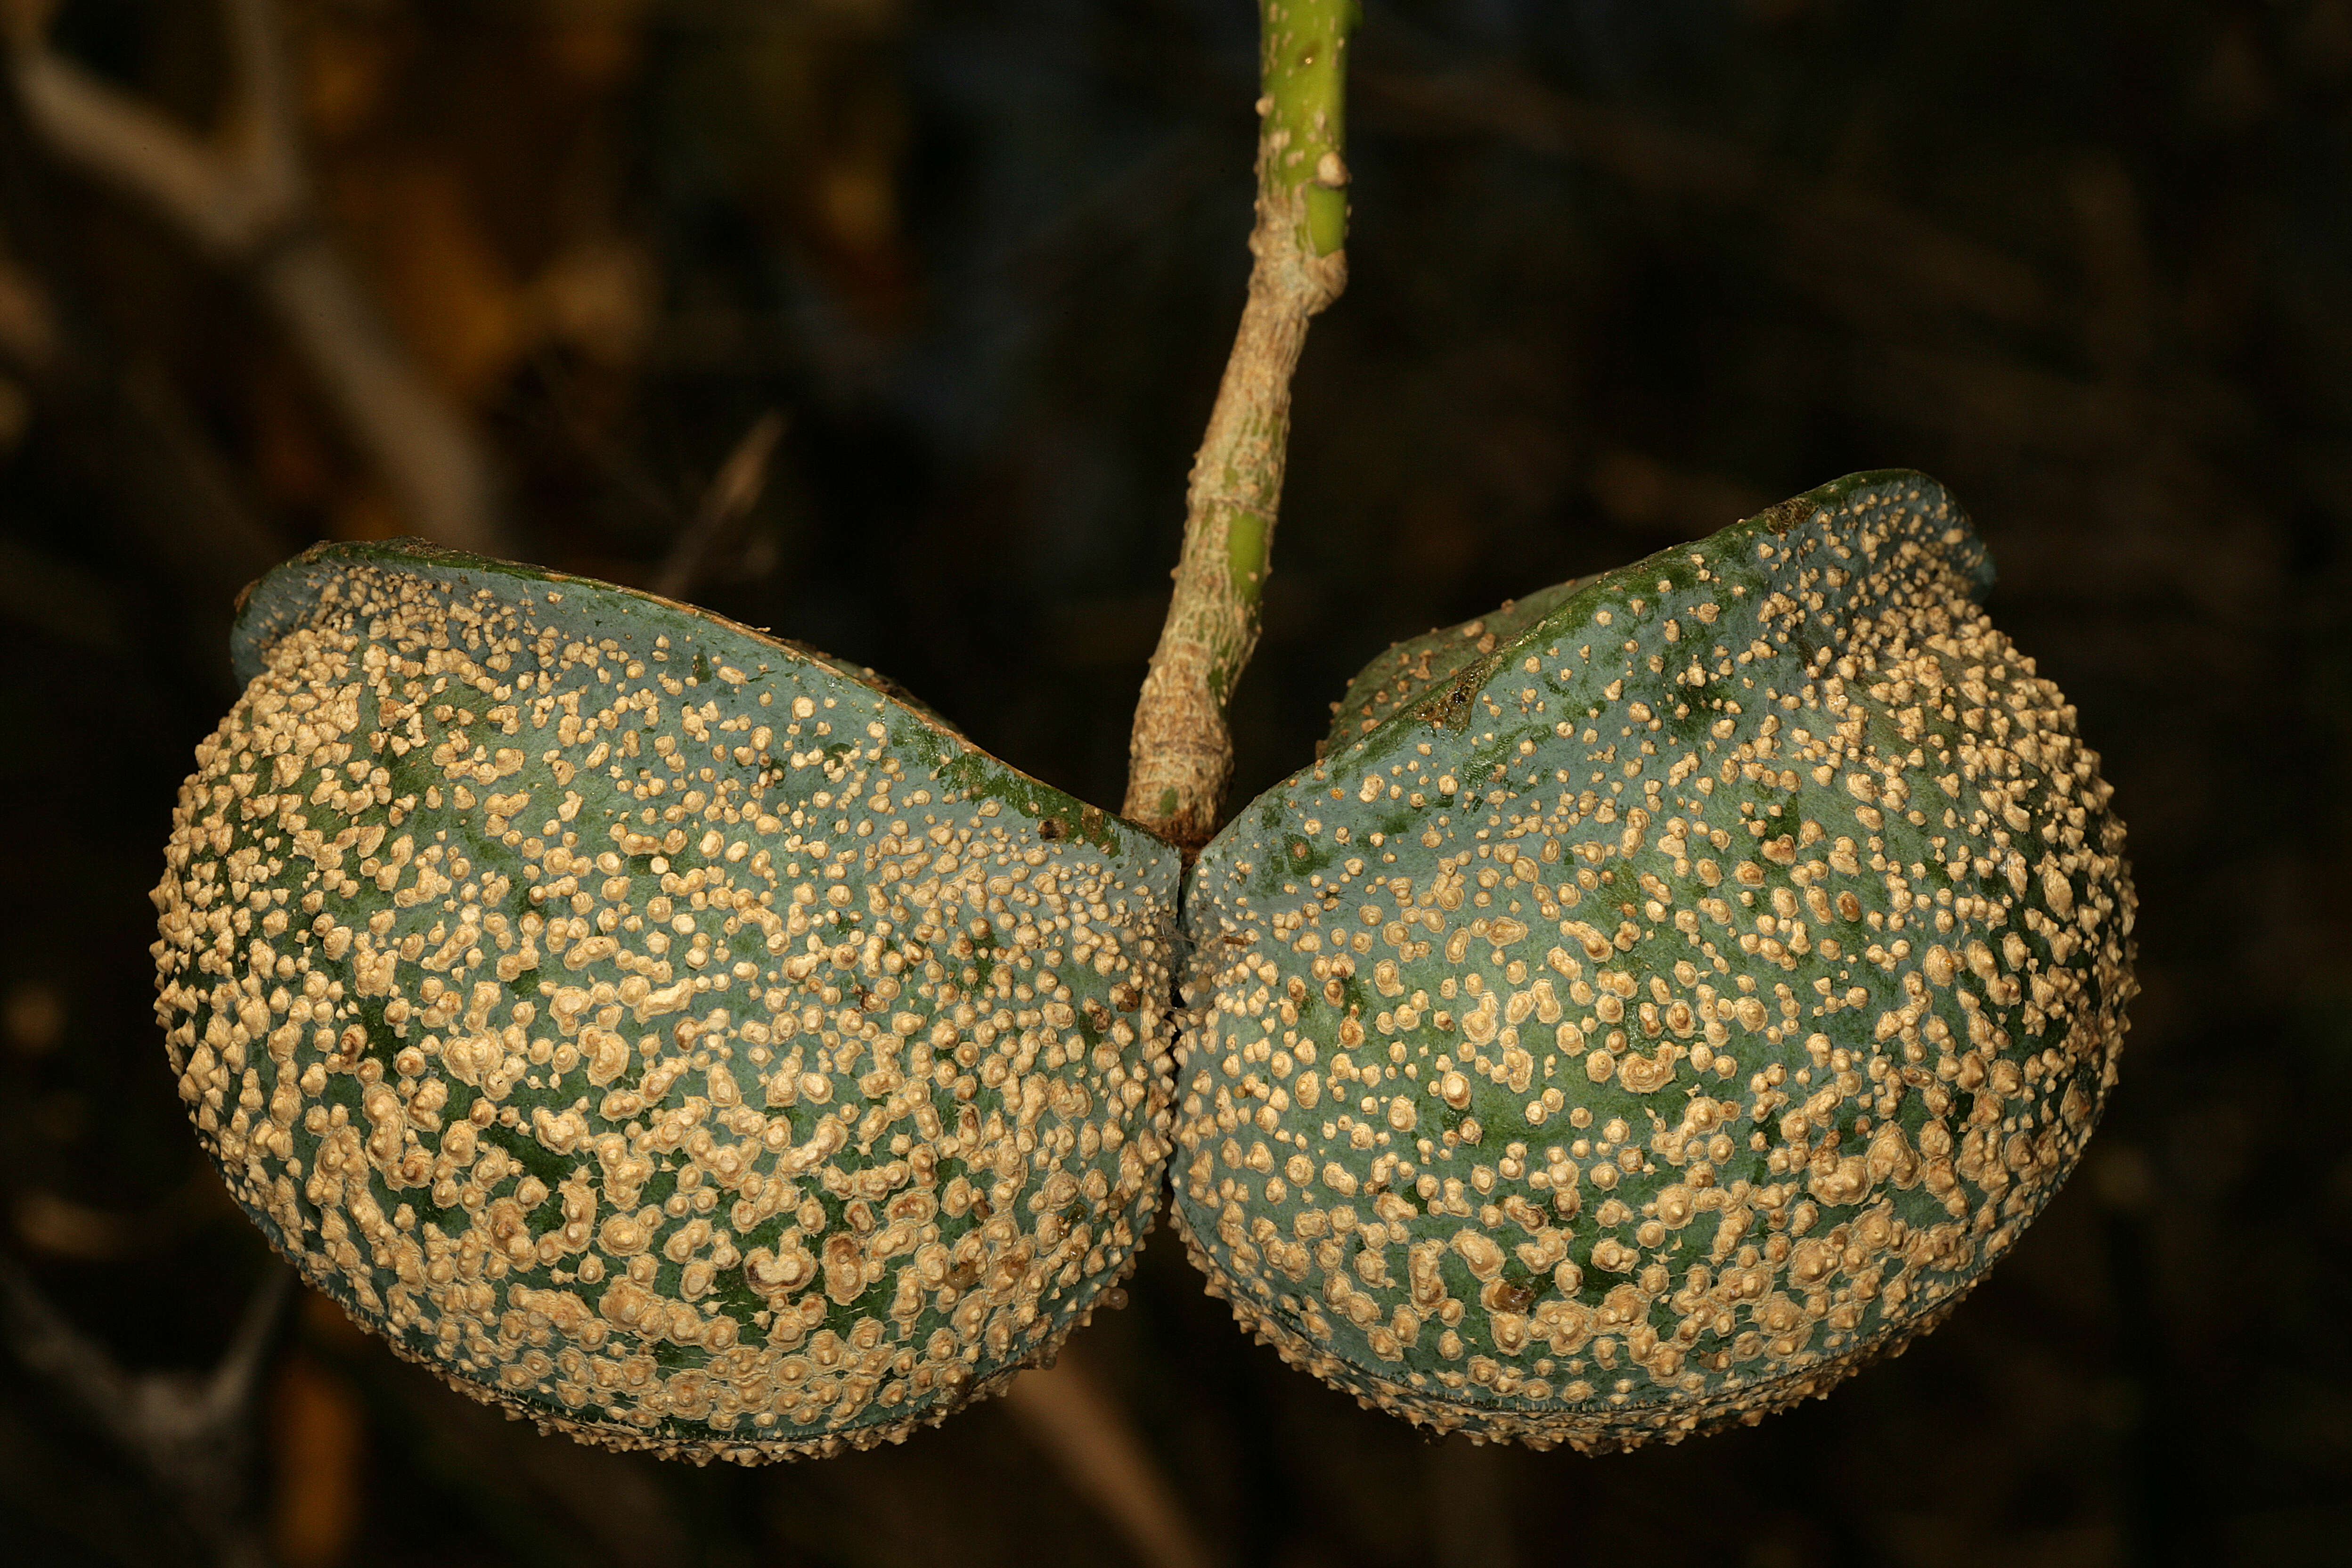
1169 471 2134 1449
153 471 2133 1461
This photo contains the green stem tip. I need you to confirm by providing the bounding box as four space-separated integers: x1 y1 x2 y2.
1262 0 1357 256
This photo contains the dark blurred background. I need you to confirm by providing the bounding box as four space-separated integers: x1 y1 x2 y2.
1 1 2346 1565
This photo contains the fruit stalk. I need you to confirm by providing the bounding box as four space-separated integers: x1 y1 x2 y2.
1124 0 1356 854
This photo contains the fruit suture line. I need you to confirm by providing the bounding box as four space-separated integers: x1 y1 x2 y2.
152 550 1181 1462
1168 472 2134 1449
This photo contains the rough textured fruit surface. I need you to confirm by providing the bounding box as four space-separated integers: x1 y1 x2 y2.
153 541 1180 1462
1171 471 2135 1451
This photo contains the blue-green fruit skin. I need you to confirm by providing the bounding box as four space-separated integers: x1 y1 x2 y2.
1172 472 2134 1451
154 543 1180 1462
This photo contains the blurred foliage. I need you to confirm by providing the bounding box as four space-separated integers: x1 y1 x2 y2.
1 1 2349 1565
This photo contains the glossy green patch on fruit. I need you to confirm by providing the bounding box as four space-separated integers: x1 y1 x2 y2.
154 541 1180 1462
1172 471 2134 1451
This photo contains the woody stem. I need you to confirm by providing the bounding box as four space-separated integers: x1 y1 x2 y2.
1123 0 1356 855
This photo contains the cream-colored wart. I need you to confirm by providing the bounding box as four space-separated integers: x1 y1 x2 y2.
152 550 1182 1462
1170 473 2136 1451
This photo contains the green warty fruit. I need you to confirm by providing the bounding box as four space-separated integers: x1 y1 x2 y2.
1170 471 2135 1451
151 542 1180 1462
